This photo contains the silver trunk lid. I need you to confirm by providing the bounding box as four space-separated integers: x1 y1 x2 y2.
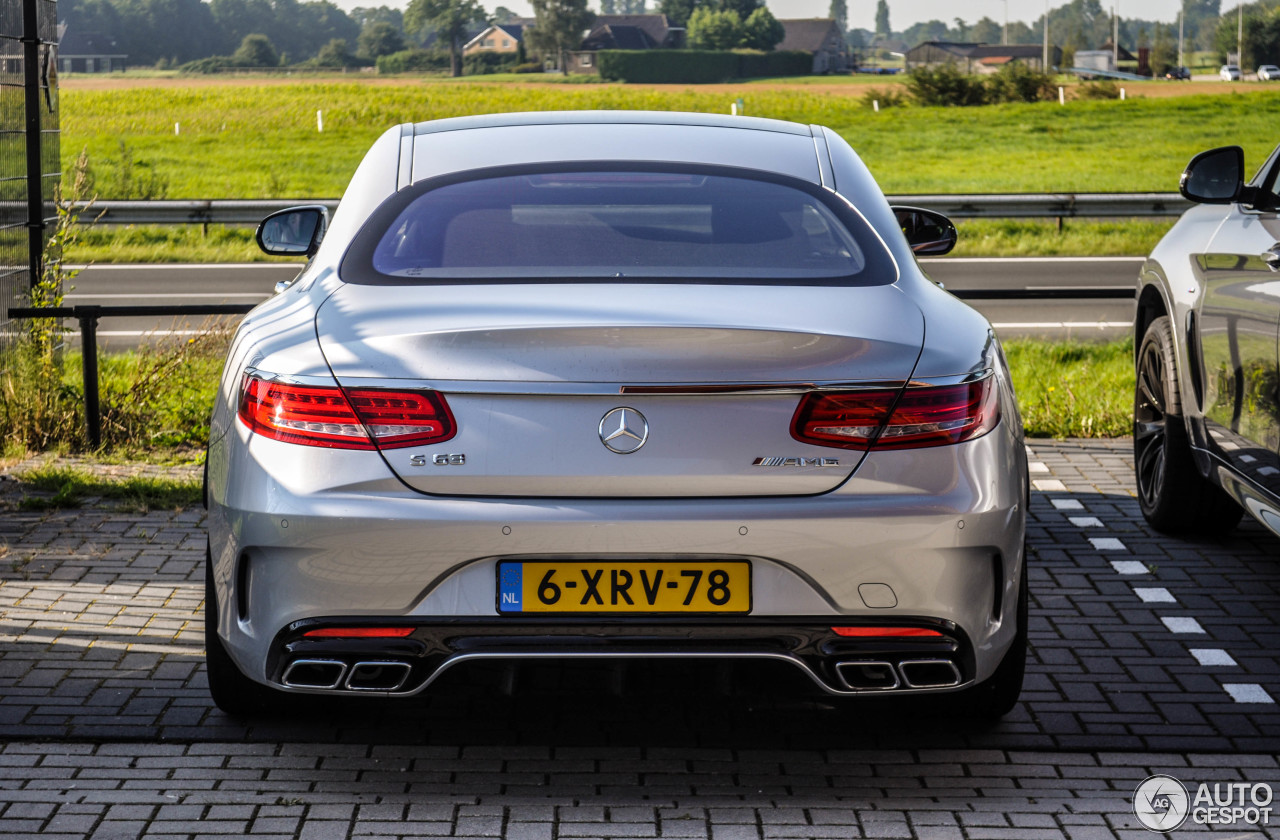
316 283 923 497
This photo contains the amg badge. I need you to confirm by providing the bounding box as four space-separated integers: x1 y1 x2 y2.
752 457 841 467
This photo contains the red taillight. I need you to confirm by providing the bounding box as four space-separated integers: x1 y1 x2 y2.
791 377 999 451
831 626 945 638
302 627 416 638
238 374 455 450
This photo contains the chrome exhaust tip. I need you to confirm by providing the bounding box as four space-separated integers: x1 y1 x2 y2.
281 659 347 690
834 660 900 691
898 659 962 688
344 660 412 692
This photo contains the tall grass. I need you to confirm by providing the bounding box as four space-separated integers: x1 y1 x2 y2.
61 84 1280 198
0 325 231 458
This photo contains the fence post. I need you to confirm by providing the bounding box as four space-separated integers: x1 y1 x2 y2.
22 0 44 291
77 307 102 448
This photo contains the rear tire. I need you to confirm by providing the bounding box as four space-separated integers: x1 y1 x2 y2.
1133 316 1242 535
204 542 283 716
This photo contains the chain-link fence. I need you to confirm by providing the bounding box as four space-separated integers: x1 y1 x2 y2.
0 0 60 342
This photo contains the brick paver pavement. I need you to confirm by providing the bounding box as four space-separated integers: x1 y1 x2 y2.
0 439 1277 838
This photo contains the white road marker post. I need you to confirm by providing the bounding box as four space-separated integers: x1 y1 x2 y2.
873 100 879 112
1058 86 1065 105
317 110 324 131
174 122 180 135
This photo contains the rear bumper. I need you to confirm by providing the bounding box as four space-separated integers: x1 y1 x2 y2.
207 418 1026 693
267 618 974 697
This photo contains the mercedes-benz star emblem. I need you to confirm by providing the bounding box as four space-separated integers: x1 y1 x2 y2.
599 407 649 454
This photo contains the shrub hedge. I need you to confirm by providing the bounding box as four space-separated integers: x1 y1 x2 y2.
597 49 813 83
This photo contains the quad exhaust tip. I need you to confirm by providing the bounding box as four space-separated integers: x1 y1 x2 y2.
834 660 900 691
345 661 412 692
281 659 347 690
898 659 962 689
834 659 962 692
280 659 413 692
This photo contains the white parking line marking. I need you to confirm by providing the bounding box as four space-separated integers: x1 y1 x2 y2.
1033 479 1068 492
1162 617 1206 634
1191 649 1237 667
1111 560 1150 575
1134 587 1176 603
1028 462 1050 474
1051 499 1084 511
1069 516 1103 527
1088 537 1127 551
1224 684 1275 704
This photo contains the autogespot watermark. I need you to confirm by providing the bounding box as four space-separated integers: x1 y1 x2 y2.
1134 774 1274 832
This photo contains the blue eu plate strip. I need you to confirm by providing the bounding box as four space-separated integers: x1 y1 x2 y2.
498 563 522 612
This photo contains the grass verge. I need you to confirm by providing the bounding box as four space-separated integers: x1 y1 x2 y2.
14 465 201 511
1004 337 1134 438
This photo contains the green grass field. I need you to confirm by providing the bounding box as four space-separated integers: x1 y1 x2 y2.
61 82 1280 198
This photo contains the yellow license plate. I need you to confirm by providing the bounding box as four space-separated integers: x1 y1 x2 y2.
497 561 751 614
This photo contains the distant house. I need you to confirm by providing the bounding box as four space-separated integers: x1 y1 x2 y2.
777 19 850 74
58 25 126 73
565 13 684 75
592 14 684 48
905 40 1061 73
462 23 525 57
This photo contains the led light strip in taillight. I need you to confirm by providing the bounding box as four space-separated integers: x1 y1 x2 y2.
791 377 1000 451
238 374 456 450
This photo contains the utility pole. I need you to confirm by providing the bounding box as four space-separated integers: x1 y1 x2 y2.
1178 10 1184 69
1238 3 1243 69
1112 4 1119 67
1002 0 1008 46
1043 0 1049 71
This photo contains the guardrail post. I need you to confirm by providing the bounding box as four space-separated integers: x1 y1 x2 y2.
77 306 102 448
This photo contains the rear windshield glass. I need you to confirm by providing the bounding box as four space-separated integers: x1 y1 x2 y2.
343 168 895 285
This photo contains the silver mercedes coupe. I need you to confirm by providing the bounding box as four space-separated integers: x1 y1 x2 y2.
204 111 1028 717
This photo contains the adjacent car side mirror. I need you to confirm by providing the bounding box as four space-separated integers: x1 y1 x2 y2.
1180 146 1245 204
256 206 330 258
892 206 958 256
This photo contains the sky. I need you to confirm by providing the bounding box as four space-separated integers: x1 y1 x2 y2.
329 0 1187 28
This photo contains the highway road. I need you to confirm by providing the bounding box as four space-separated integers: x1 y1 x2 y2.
57 256 1141 348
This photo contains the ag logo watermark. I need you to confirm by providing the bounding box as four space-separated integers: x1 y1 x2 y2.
1134 775 1273 832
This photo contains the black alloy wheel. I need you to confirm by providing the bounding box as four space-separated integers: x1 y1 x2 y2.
1133 316 1241 534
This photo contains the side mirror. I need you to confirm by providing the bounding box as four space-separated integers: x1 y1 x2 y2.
1180 146 1245 204
256 205 329 257
892 206 957 256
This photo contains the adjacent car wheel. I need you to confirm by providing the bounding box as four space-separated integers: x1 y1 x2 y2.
1133 316 1242 535
204 543 283 716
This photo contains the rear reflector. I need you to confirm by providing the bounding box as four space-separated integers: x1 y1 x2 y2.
238 374 455 450
302 627 416 638
792 377 999 450
831 627 945 638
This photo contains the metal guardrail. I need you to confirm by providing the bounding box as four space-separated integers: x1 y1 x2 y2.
8 283 1137 447
72 193 1194 225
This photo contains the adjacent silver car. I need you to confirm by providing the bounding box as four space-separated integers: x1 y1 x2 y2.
1135 143 1280 538
204 111 1028 717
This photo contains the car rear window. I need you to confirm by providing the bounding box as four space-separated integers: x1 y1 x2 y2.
341 166 896 285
